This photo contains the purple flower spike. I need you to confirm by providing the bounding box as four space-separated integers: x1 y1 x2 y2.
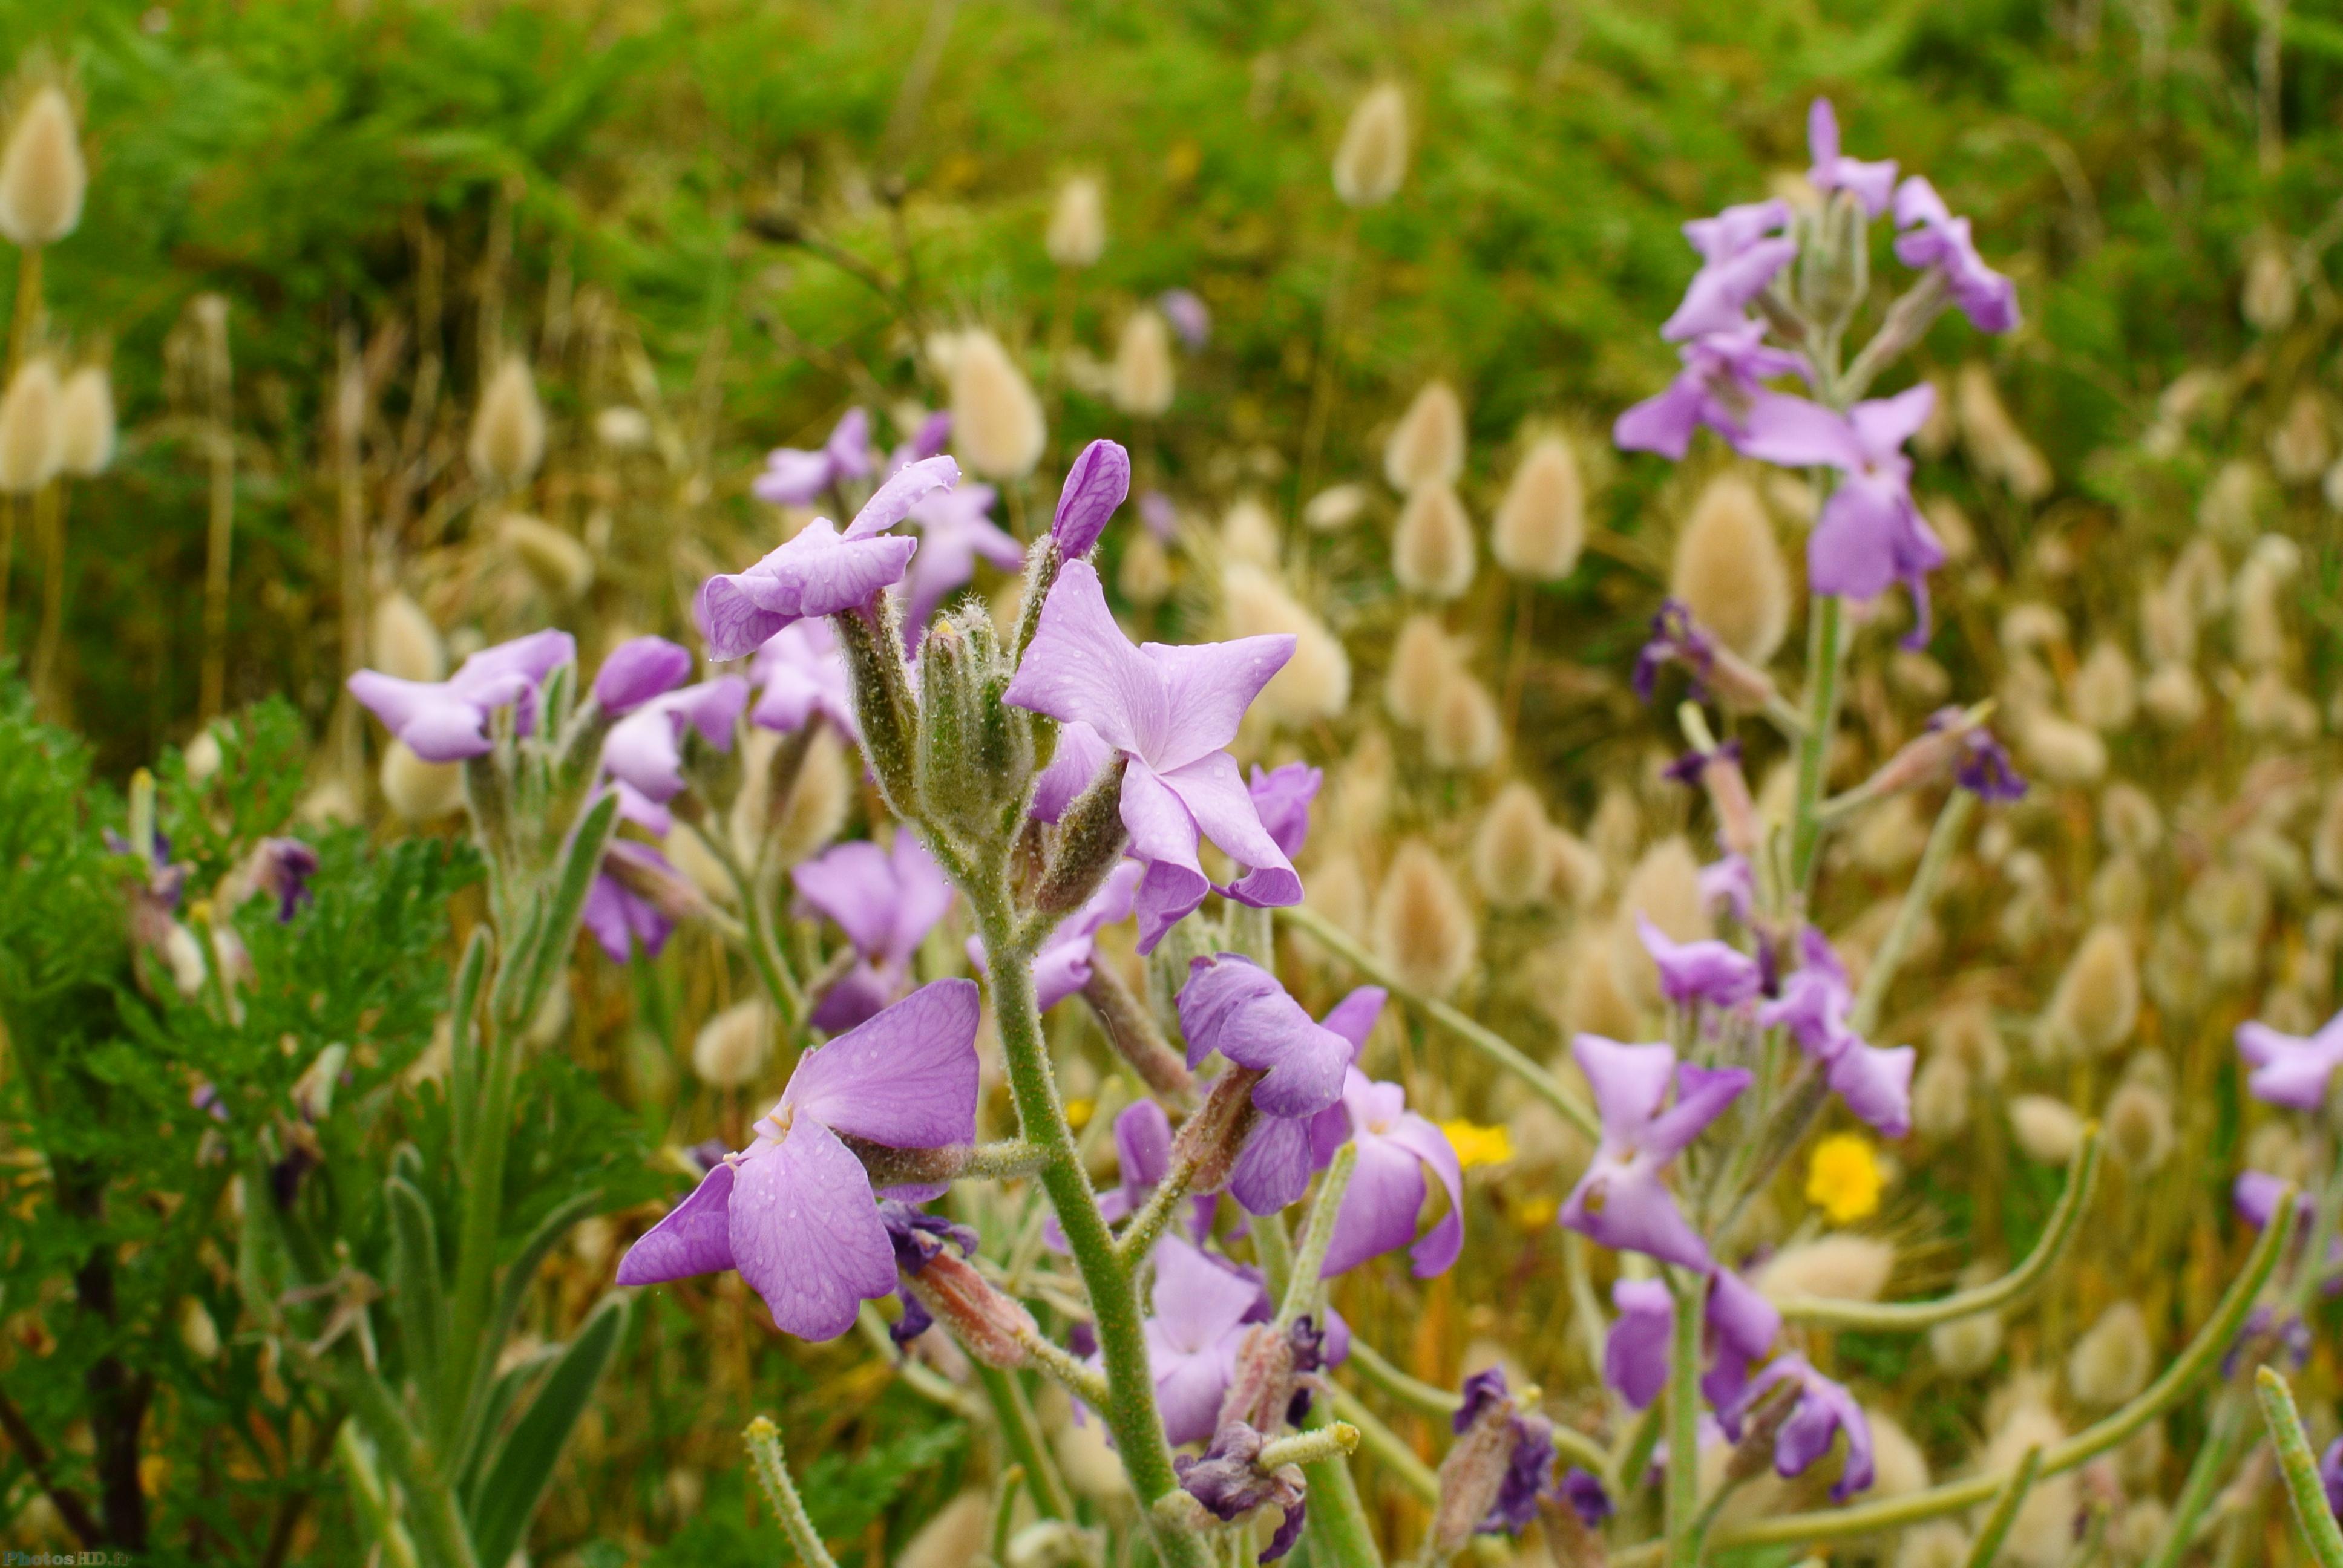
1247 762 1323 861
1728 1353 1874 1500
1051 439 1133 558
752 408 874 506
594 636 695 715
1144 1236 1262 1445
1227 986 1387 1216
1604 1269 1781 1413
1636 915 1763 1010
749 620 857 737
904 410 954 463
1735 384 1945 645
903 479 1023 638
349 629 577 762
2238 1013 2343 1111
1040 1094 1213 1250
1559 1036 1749 1269
795 828 956 1033
1892 177 2020 334
1604 1279 1676 1410
1031 859 1144 1011
1617 321 1813 460
599 677 749 805
1317 1071 1465 1279
1004 560 1298 950
1684 199 1794 265
1177 955 1350 1121
1158 289 1212 349
615 979 981 1341
583 840 681 963
1806 99 1898 217
696 456 960 659
1758 927 1914 1138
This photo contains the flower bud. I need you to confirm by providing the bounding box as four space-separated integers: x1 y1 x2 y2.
1384 381 1465 491
1383 612 1455 728
380 739 464 822
1956 364 2052 502
1222 564 1349 728
1035 754 1129 916
1171 1065 1264 1196
1472 782 1552 909
1391 483 1476 599
468 354 546 487
949 328 1046 480
2066 1301 2151 1409
1051 437 1130 557
1110 308 1175 417
1118 530 1172 605
833 604 920 817
2045 924 2139 1056
692 998 772 1088
0 355 61 494
0 87 85 248
2103 1079 2173 1174
501 514 594 601
1332 83 1409 208
55 364 113 477
1373 840 1475 995
1492 434 1584 581
1426 667 1501 771
2008 1094 2083 1164
1045 174 1106 268
902 1250 1038 1369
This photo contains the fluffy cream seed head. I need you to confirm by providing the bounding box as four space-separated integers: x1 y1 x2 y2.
1222 563 1350 728
1118 531 1173 606
2008 1094 2084 1164
2244 236 2297 332
1391 483 1476 599
2270 389 2332 485
2067 1301 2152 1408
1110 307 1175 417
2104 1079 2174 1174
1909 1054 1971 1140
469 355 546 487
1425 668 1501 772
1670 473 1790 664
1755 1233 1895 1305
1045 175 1106 269
1955 363 2052 501
1894 1523 1971 1568
2069 641 2137 731
502 515 595 601
948 328 1046 480
2016 708 2107 786
380 740 464 822
1472 782 1552 908
55 364 113 477
692 998 772 1088
1384 613 1456 728
1373 839 1475 996
1384 381 1466 492
2046 923 2140 1057
178 1296 222 1362
2141 662 2204 727
1492 435 1584 581
1610 835 1709 1008
0 87 85 249
1928 1310 2003 1377
0 354 62 494
1221 497 1283 568
372 592 448 683
771 725 852 865
1332 83 1409 208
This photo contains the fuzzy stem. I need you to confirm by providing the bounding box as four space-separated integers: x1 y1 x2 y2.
1300 1397 1391 1567
2145 1388 2250 1568
0 493 16 660
1278 1143 1357 1330
1114 1151 1202 1269
2256 1368 2343 1565
1847 788 1974 1037
1018 1326 1112 1408
1961 1445 2044 1568
703 826 807 1027
974 1364 1075 1521
744 1417 841 1568
1662 1267 1704 1568
1787 592 1845 899
1259 1423 1360 1472
1344 1338 1461 1417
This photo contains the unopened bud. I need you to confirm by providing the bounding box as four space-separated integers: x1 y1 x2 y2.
1050 437 1131 558
1797 191 1870 335
833 604 920 817
901 1250 1037 1369
1034 753 1129 915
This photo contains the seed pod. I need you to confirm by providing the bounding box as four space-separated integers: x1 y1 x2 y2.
1383 613 1455 728
0 87 85 248
468 354 546 487
55 364 113 477
1670 474 1789 664
2016 708 2106 786
2046 924 2140 1056
1425 668 1501 771
1222 564 1349 727
1035 756 1129 916
1492 435 1584 581
1110 308 1175 417
1956 364 2051 502
2270 389 2331 484
1391 483 1476 599
2103 1079 2173 1174
2067 1301 2151 1409
1332 83 1409 208
1754 1233 1894 1304
1384 381 1466 492
949 328 1046 480
2069 642 2136 731
1472 782 1552 908
692 998 772 1088
1374 839 1475 995
2008 1095 2083 1164
501 514 595 601
0 355 61 494
379 740 464 822
1045 174 1106 268
371 592 448 683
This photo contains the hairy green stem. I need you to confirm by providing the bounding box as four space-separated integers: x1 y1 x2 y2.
973 1364 1076 1521
704 828 807 1027
1279 1144 1357 1330
2256 1368 2343 1564
1663 1268 1704 1567
1328 1385 1437 1504
1343 1339 1460 1417
1260 1423 1360 1471
1787 593 1846 899
1302 1397 1391 1567
1849 788 1974 1037
1962 1445 2044 1568
744 1417 841 1568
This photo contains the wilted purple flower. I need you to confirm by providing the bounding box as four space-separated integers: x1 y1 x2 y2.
1050 439 1133 558
1247 762 1322 861
1178 955 1351 1122
1559 1468 1613 1529
1449 1368 1557 1538
349 629 577 762
749 619 856 737
1928 707 2026 802
1636 915 1763 1011
583 840 683 963
697 457 960 659
1158 289 1212 350
1617 321 1814 461
902 480 1023 636
1725 1353 1874 1500
1806 99 1898 217
1227 985 1387 1215
1604 1268 1781 1413
592 636 695 715
1004 560 1298 950
1892 177 2019 334
1316 1071 1464 1279
1699 854 1755 925
752 408 874 506
615 979 981 1340
1735 384 1945 644
1175 1421 1308 1563
1758 927 1915 1138
2237 1012 2343 1111
1144 1235 1262 1445
1559 1036 1749 1269
599 677 749 805
876 1198 980 1348
1633 601 1717 703
1140 490 1179 541
250 838 320 923
795 828 955 1032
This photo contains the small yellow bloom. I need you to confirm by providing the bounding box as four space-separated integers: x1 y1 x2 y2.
1065 1097 1095 1131
1515 1195 1558 1230
1439 1119 1514 1171
1806 1133 1886 1224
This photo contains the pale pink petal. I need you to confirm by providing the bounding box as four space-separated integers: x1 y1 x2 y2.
615 1160 738 1284
1139 636 1296 772
1571 1035 1678 1141
1388 1113 1464 1277
1319 988 1387 1060
1031 720 1114 822
792 840 902 958
1001 560 1159 754
1318 1133 1427 1278
784 978 981 1149
730 1122 898 1341
845 454 960 540
1158 751 1300 905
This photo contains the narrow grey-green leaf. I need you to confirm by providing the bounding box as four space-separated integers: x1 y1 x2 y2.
386 1176 446 1409
466 1293 629 1568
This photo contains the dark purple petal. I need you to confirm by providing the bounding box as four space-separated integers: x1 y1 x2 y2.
1051 439 1132 557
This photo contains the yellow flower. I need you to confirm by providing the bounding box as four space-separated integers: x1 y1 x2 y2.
1065 1097 1095 1131
1806 1133 1886 1224
1440 1119 1514 1171
1515 1195 1558 1230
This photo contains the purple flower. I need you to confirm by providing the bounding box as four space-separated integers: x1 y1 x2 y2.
696 456 960 660
1030 719 1113 823
749 620 856 737
1633 600 1718 703
599 678 749 805
752 408 874 506
1004 560 1299 950
1662 238 1800 343
1175 1422 1308 1563
1559 1036 1749 1269
1050 439 1133 558
2322 1436 2343 1520
349 629 577 762
1086 1099 1215 1243
902 480 1024 637
1316 1071 1464 1279
1158 289 1211 349
2237 1012 2343 1111
1247 762 1322 861
583 840 682 962
1559 1468 1613 1529
1726 1353 1874 1501
1603 1267 1781 1413
1684 199 1794 265
1930 707 2027 802
1227 986 1387 1216
795 828 955 1033
1806 99 1898 217
592 635 695 715
1177 955 1351 1121
896 410 953 466
1735 384 1945 645
1636 915 1762 1011
1892 177 2019 334
251 838 319 923
1758 928 1915 1138
1140 491 1179 541
615 979 981 1339
1144 1236 1262 1444
969 858 1144 1013
1699 854 1755 924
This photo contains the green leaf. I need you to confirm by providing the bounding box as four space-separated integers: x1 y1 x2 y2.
453 1186 604 1490
467 1293 631 1568
387 1175 447 1406
505 789 618 1032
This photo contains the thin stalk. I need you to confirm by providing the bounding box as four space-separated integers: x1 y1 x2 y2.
1328 1384 1437 1503
704 827 807 1027
1502 579 1535 740
333 1423 422 1568
1662 1267 1703 1567
29 481 62 716
973 1364 1076 1521
1278 1144 1358 1330
2145 1389 2252 1568
1786 593 1845 898
2255 1368 2343 1565
1344 1338 1461 1417
198 300 235 721
856 1302 990 1421
1252 1209 1297 1306
1962 1445 2045 1567
1277 903 1598 1140
1848 788 1974 1037
1018 1326 1112 1406
1298 1399 1389 1567
1113 1151 1202 1268
744 1417 842 1568
8 245 40 371
1259 1423 1360 1472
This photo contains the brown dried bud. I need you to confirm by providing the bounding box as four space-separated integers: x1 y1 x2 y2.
1173 1067 1264 1195
900 1251 1036 1370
